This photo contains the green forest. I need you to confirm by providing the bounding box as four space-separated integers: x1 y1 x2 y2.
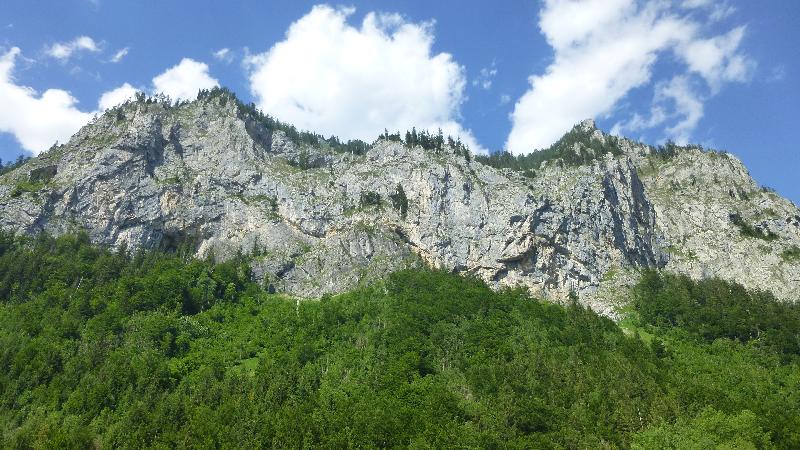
1 233 798 449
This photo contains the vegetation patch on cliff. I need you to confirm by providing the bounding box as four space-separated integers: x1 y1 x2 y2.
476 124 623 174
782 245 800 262
730 213 779 241
10 180 44 198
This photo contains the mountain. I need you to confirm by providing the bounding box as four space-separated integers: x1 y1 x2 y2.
1 88 798 315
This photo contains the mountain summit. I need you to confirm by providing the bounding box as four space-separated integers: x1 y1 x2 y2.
1 89 798 315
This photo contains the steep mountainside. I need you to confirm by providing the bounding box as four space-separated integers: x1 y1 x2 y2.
1 89 797 313
637 148 800 302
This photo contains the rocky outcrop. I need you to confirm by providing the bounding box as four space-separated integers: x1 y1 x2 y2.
635 147 800 302
1 92 797 313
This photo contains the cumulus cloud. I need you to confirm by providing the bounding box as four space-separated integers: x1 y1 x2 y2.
246 5 484 153
1 47 219 154
97 82 137 110
99 58 218 109
47 36 100 61
0 47 93 154
152 58 218 101
110 47 129 63
506 0 754 154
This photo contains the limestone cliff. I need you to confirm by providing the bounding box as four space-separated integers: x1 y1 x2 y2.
1 91 797 314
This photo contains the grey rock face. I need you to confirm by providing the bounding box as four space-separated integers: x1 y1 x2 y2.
635 147 800 302
1 94 797 313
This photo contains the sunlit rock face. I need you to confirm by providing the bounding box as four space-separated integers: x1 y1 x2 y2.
1 91 797 314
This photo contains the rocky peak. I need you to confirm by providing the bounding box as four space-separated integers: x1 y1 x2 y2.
578 118 597 132
0 91 797 315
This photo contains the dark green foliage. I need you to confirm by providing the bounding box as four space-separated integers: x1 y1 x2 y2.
477 124 623 173
730 213 779 241
324 135 370 155
403 127 444 152
27 165 57 184
380 128 403 143
266 195 279 213
632 407 772 449
397 127 471 159
0 234 798 448
650 140 715 161
476 131 712 176
475 150 538 177
634 270 800 361
653 139 681 159
295 150 311 170
389 183 409 219
10 180 44 197
359 190 382 208
0 155 31 177
783 245 800 262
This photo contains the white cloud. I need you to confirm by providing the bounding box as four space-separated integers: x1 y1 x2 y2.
47 36 100 61
98 82 137 110
709 5 736 22
473 64 497 90
1 46 220 154
246 5 484 153
658 76 704 144
110 47 129 63
99 58 218 108
152 58 218 101
679 26 754 90
537 0 635 50
101 58 218 107
506 0 754 154
0 47 93 154
682 0 735 22
500 94 511 105
213 48 233 63
681 0 711 7
613 75 703 144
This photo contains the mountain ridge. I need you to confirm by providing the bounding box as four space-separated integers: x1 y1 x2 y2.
1 88 797 315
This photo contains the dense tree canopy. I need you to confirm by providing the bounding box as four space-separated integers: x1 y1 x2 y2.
634 270 800 361
0 233 797 448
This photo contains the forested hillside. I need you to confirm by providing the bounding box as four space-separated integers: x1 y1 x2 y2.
1 233 798 448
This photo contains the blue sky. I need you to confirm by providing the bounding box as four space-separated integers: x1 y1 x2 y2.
0 1 797 203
